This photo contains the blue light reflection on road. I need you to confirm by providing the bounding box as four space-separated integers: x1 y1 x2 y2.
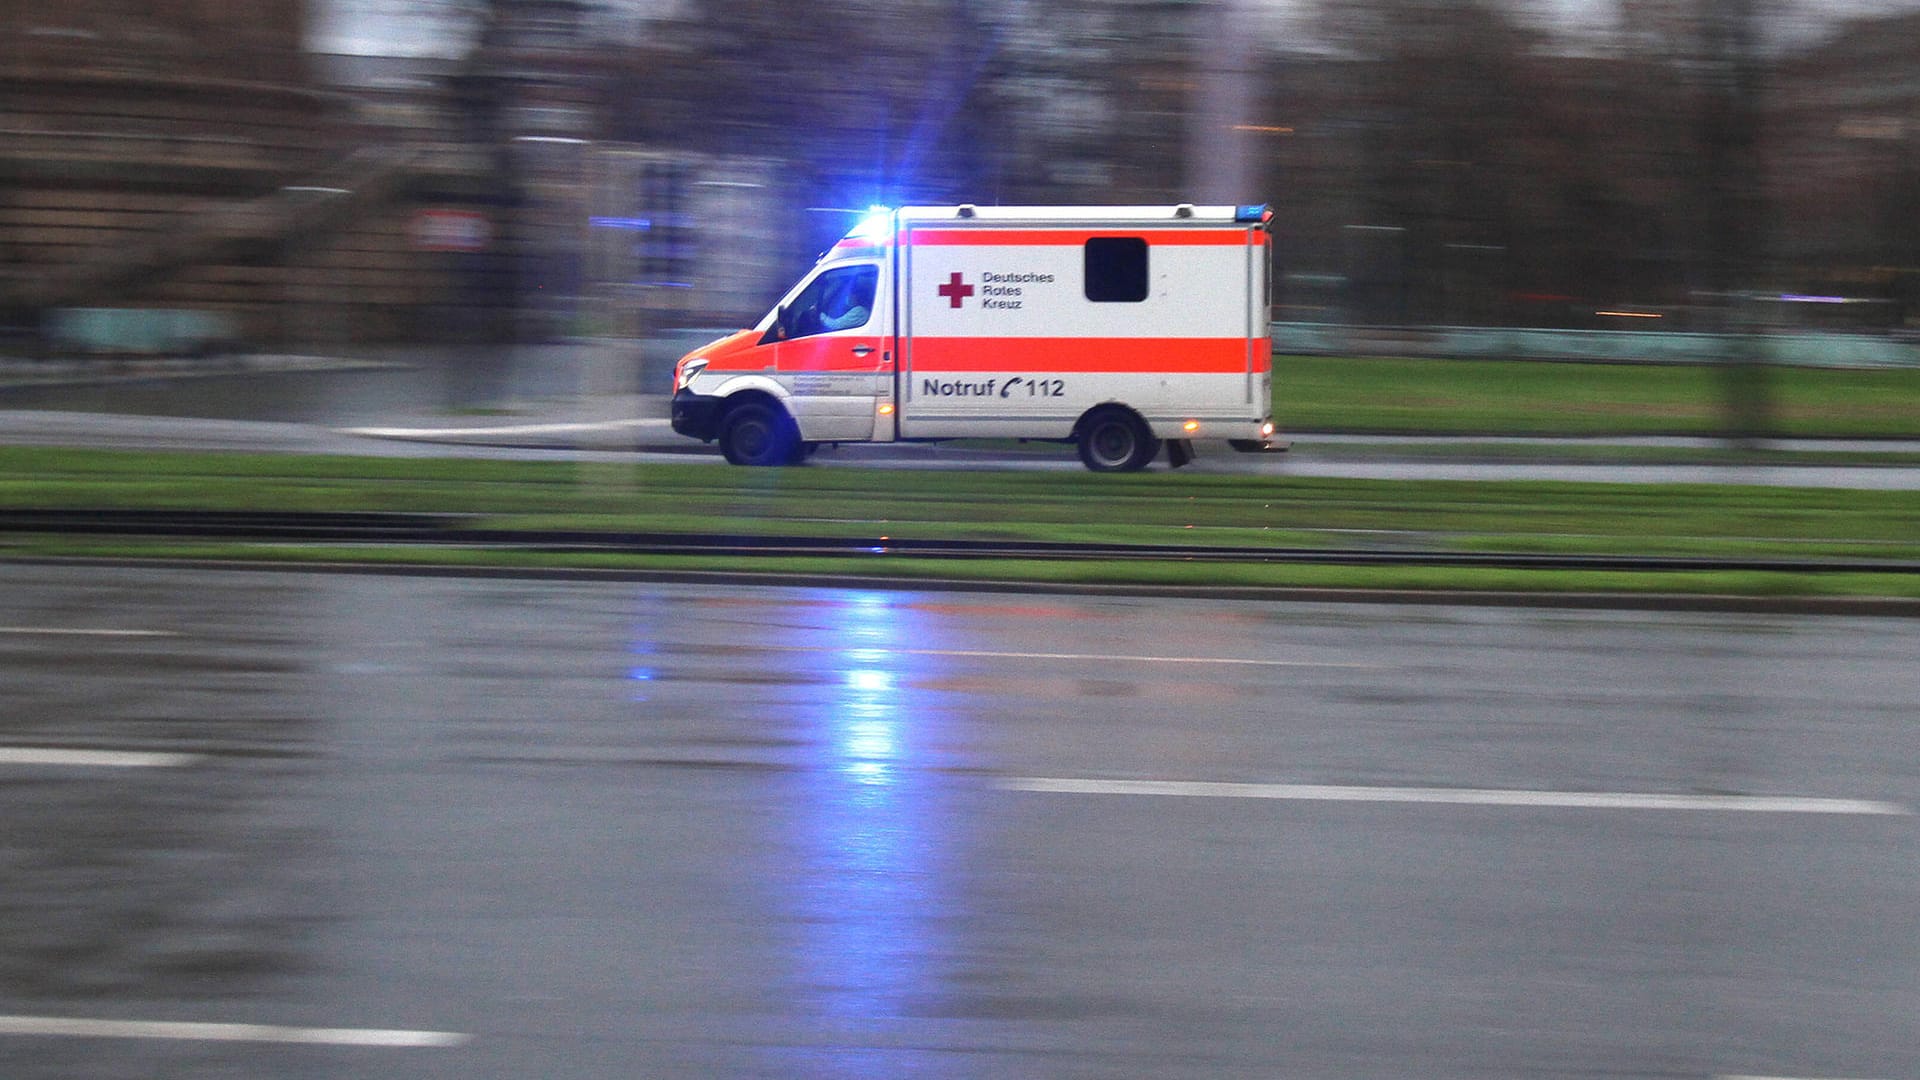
627 594 662 700
787 589 951 1053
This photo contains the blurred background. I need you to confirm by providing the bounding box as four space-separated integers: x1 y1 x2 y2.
1 0 1916 366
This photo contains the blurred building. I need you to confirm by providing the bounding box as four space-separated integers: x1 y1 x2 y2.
0 0 792 351
448 0 788 335
0 0 346 348
0 0 549 349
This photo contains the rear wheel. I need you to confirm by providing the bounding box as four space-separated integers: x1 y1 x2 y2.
1076 408 1160 472
719 401 799 466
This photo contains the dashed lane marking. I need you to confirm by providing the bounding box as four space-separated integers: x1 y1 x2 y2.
758 644 1375 668
1002 778 1911 816
0 1015 469 1048
0 627 178 637
344 419 659 439
1717 1075 1891 1080
0 748 199 768
909 647 1374 668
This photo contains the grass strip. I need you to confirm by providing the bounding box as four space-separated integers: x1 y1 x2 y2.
6 447 1915 545
4 446 1919 598
1274 355 1920 437
1288 442 1920 468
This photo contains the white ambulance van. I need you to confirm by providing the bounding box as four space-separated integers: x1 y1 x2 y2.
669 204 1279 471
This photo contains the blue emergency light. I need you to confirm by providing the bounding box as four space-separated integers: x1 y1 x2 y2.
848 207 894 242
1235 204 1272 223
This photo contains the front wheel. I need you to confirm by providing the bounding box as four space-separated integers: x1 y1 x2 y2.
1076 408 1160 472
719 401 800 466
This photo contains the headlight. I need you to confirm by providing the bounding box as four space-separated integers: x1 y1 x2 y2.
675 357 708 392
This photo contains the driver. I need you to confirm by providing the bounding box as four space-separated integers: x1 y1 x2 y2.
819 273 873 331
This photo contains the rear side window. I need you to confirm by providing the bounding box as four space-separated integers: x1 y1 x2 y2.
1084 236 1148 302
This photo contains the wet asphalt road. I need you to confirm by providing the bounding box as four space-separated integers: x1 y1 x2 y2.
3 564 1916 1079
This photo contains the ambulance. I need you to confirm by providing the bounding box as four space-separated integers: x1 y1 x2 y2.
669 203 1280 471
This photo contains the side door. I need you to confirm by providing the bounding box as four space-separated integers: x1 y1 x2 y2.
771 262 887 441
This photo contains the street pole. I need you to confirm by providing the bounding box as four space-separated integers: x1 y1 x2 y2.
1700 0 1772 447
1186 0 1256 205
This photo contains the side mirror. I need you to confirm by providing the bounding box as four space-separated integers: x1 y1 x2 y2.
774 305 790 340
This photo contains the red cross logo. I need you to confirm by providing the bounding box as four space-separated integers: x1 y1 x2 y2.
937 271 974 309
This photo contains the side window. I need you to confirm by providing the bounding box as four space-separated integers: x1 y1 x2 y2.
788 265 878 338
1085 236 1148 302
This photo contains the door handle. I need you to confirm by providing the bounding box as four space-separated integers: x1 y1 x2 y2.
850 345 876 356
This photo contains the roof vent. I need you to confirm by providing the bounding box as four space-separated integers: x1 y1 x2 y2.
1174 204 1195 218
957 204 976 218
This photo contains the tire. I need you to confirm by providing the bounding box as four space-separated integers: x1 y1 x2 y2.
1076 408 1161 472
719 401 799 466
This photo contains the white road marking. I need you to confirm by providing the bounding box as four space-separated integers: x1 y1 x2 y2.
1002 778 1911 816
761 644 1373 668
344 418 657 439
0 748 199 768
910 647 1372 668
0 627 177 637
0 1015 469 1048
1718 1075 1891 1080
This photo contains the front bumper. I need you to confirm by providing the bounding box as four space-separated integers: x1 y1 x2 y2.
670 390 725 442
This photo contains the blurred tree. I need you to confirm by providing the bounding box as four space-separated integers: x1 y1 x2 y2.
633 0 1012 208
1309 0 1545 324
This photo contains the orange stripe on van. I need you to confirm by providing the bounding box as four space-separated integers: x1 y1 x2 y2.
907 229 1257 247
910 337 1269 374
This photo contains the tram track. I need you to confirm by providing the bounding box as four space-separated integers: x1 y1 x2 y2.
4 508 1916 575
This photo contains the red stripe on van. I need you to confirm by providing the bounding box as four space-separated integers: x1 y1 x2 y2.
910 337 1269 374
907 229 1256 247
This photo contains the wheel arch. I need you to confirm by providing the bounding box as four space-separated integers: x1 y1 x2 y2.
706 374 792 408
716 385 788 418
1072 400 1149 439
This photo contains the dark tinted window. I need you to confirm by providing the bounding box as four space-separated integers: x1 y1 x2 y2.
1084 237 1148 302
